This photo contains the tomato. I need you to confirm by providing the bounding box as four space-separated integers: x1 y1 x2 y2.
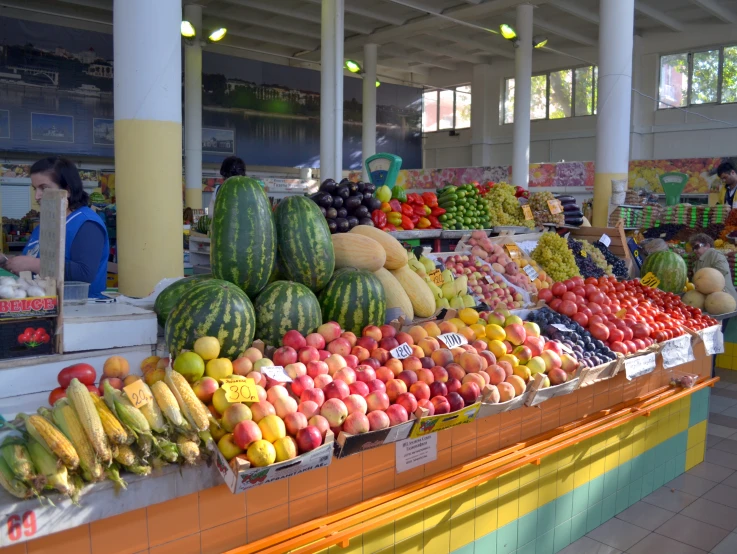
609 328 624 343
563 279 575 291
58 363 97 388
572 286 586 298
551 282 567 297
624 340 638 353
621 327 634 341
48 387 66 406
562 291 577 302
610 341 628 355
632 323 651 339
571 276 584 288
588 302 603 315
589 291 606 305
590 322 610 341
633 338 647 351
579 307 593 319
549 298 563 312
590 314 605 326
572 312 589 327
539 288 554 303
585 277 598 286
87 384 101 396
560 300 578 317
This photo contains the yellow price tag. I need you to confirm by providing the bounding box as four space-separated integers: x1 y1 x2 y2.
123 380 152 409
504 244 522 259
547 199 563 215
641 272 660 288
223 379 259 403
615 308 627 319
580 250 587 258
522 205 533 220
429 269 444 286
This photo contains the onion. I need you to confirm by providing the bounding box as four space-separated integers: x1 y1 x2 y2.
12 289 27 299
0 285 15 299
0 276 15 287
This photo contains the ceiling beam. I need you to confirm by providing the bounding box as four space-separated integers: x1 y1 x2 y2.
55 0 111 9
203 16 319 50
689 0 737 23
431 28 515 59
303 0 406 26
207 10 322 40
550 0 599 24
380 43 458 71
403 36 490 64
635 2 684 32
533 20 597 46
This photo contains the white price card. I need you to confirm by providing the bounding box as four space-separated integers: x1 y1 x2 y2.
702 326 725 356
396 433 438 473
437 333 468 348
661 334 695 369
523 265 539 281
260 366 292 382
625 352 656 381
390 343 414 360
551 323 574 333
599 234 612 247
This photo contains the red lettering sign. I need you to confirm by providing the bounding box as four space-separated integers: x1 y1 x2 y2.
6 511 36 542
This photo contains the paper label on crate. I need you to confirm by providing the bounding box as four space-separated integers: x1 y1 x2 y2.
661 334 695 369
260 366 292 382
437 333 468 348
2 508 41 546
390 343 414 360
551 324 574 333
396 433 437 473
702 326 725 356
429 269 444 286
522 204 534 220
222 379 260 402
504 244 522 259
547 200 563 214
599 234 612 247
124 380 153 409
523 265 539 281
641 272 660 289
625 353 656 380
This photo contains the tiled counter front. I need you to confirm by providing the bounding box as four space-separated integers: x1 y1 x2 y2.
5 349 712 554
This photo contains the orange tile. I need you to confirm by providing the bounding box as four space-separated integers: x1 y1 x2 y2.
609 386 624 405
476 429 500 456
519 406 541 423
425 448 452 477
437 429 453 450
290 490 328 527
1 544 26 554
540 409 560 433
559 389 577 407
577 396 595 419
500 408 522 428
622 382 638 402
451 439 477 467
577 383 594 402
559 403 578 425
247 505 290 543
328 481 363 513
363 468 395 500
519 419 541 441
246 478 289 515
328 454 363 487
146 493 199 547
200 518 248 554
476 414 500 435
289 466 327 501
395 465 425 489
199 484 246 530
499 424 521 449
451 421 477 445
149 534 200 554
27 525 91 554
592 392 610 413
541 396 562 411
90 508 148 554
592 379 610 395
362 445 395 475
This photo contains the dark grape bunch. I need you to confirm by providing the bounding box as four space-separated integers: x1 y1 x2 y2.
527 308 617 368
642 223 684 241
567 237 605 278
593 241 628 280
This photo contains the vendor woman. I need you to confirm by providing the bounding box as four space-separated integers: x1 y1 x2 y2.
0 157 109 298
690 233 737 302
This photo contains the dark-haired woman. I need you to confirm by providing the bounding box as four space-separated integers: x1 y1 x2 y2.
207 155 247 217
1 157 109 298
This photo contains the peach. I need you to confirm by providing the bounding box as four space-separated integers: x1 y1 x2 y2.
462 373 485 390
417 398 435 416
478 371 490 386
485 385 501 404
487 364 506 385
397 370 418 389
363 325 383 342
430 396 450 414
103 356 129 379
505 375 526 396
356 336 378 352
375 366 394 382
232 356 254 376
497 382 516 402
471 339 488 354
408 325 428 344
371 348 390 364
420 356 435 369
459 352 484 373
540 351 562 371
411 345 425 358
410 381 431 401
512 345 532 363
379 337 399 351
140 356 160 374
459 327 476 343
340 331 358 347
526 357 546 376
438 321 458 334
548 368 567 386
416 368 435 385
334 367 357 385
497 361 514 376
380 325 397 339
446 377 461 395
504 324 526 346
326 354 347 375
386 404 409 426
395 332 414 346
385 358 403 376
401 356 422 372
328 338 352 357
499 354 519 368
459 382 481 406
396 392 418 415
123 375 141 387
298 400 320 419
431 348 454 367
429 381 448 398
363 357 381 370
431 366 449 383
351 345 370 362
418 337 441 356
421 321 441 337
385 379 408 402
343 394 368 415
243 347 263 363
446 363 466 383
560 354 578 373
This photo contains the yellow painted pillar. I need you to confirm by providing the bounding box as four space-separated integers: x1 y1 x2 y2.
114 0 183 296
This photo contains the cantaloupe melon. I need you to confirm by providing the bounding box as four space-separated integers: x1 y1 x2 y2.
682 290 706 309
704 291 737 315
693 267 725 295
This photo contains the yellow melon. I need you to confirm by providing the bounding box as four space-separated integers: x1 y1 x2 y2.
693 267 725 295
704 291 736 315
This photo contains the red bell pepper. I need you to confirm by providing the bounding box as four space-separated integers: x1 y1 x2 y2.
422 192 438 208
412 204 426 217
401 215 415 230
430 206 446 217
401 203 415 217
381 224 398 232
371 209 387 228
407 193 424 205
389 199 402 213
428 215 443 229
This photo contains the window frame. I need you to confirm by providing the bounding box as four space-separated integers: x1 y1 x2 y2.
421 85 472 133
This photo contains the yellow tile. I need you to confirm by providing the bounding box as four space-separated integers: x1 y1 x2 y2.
363 523 394 554
394 534 423 554
395 510 423 543
497 494 519 528
558 447 576 468
688 421 707 449
558 464 575 496
519 464 539 486
605 449 619 473
619 438 633 464
591 434 607 454
725 342 734 355
476 479 498 506
686 444 705 471
574 463 591 489
474 500 498 538
539 454 558 477
519 482 538 516
449 511 475 552
498 470 520 496
450 489 475 516
589 452 606 481
424 499 451 530
423 520 450 554
538 473 558 506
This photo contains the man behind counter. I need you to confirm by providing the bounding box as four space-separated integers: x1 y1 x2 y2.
718 161 737 208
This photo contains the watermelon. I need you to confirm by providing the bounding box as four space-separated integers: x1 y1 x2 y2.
153 274 211 327
275 196 335 292
640 250 687 293
165 279 255 359
319 268 386 336
211 176 276 298
254 281 322 346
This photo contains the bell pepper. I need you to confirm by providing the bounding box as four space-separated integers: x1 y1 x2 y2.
430 206 446 217
417 217 431 229
376 185 392 203
423 205 432 216
389 199 402 213
380 201 392 213
407 193 424 205
422 192 438 208
400 215 415 230
391 186 407 202
381 224 398 232
401 203 415 217
387 211 403 227
412 204 426 217
371 209 387 228
428 215 442 229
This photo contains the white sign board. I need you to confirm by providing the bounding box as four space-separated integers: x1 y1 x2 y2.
701 325 725 356
390 343 413 359
523 265 539 281
395 433 438 473
437 333 468 348
599 234 612 247
552 324 574 333
260 366 292 382
625 352 656 381
661 334 695 369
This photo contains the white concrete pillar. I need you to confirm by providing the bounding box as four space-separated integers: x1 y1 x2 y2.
114 0 183 296
320 0 345 180
471 64 495 166
512 4 533 188
184 3 203 209
362 43 378 180
593 0 635 226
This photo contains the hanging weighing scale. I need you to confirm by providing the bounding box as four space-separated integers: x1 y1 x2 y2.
365 153 402 189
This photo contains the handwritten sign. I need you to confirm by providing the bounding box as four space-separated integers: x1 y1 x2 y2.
428 269 444 286
396 433 437 473
123 380 152 409
523 265 539 281
437 333 468 348
390 343 413 359
625 353 656 380
547 199 563 215
641 272 660 288
522 205 534 220
223 379 260 403
260 366 292 383
551 323 574 333
504 244 522 259
702 325 725 356
599 234 612 247
661 334 695 369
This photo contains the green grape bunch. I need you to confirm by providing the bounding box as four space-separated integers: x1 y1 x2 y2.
531 232 581 282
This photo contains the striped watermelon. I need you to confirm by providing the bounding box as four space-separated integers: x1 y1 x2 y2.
165 279 255 359
640 250 687 294
153 274 211 327
275 196 334 292
211 176 276 298
319 268 386 336
254 281 322 346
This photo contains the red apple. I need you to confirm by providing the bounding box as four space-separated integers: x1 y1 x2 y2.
367 379 386 393
298 346 320 364
320 398 348 427
298 400 320 419
363 325 383 341
395 331 413 345
341 331 358 347
314 374 333 389
386 404 409 426
355 365 376 383
396 392 418 415
318 350 331 361
284 411 308 436
379 337 400 351
370 348 390 364
306 333 326 350
342 412 370 435
363 357 381 370
233 420 262 450
323 380 350 400
282 330 307 351
351 345 370 362
349 381 370 397
334 367 357 385
296 425 323 452
431 366 449 383
356 336 378 352
328 338 352 357
308 415 330 438
380 325 397 339
367 410 391 431
343 394 368 415
366 391 390 412
416 368 435 385
306 360 329 378
543 341 564 356
375 366 394 382
291 375 314 398
273 346 298 367
300 387 325 407
385 379 408 402
318 322 342 343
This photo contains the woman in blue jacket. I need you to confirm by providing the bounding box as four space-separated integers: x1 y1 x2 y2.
1 157 109 298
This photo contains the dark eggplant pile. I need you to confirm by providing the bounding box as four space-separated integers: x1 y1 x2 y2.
556 195 584 227
309 178 379 233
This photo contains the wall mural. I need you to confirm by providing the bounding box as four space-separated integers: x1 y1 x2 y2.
0 16 422 170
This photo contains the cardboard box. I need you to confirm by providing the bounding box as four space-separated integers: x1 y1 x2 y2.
334 419 416 458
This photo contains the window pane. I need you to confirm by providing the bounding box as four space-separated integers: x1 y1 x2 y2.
574 66 594 116
531 75 547 120
692 50 719 104
722 46 737 103
659 53 688 108
504 79 515 124
422 91 437 132
455 86 471 128
438 89 454 130
549 69 572 119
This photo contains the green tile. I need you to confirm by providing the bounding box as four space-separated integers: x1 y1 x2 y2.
688 390 702 426
674 432 687 455
536 503 556 537
629 478 642 506
553 520 572 553
603 469 618 498
674 452 686 475
615 486 630 514
601 494 616 522
518 540 536 554
571 511 587 543
572 483 589 516
555 493 573 527
497 521 518 554
475 530 497 554
588 476 604 507
664 459 676 483
643 450 656 474
631 456 644 481
586 502 602 533
618 460 632 490
451 544 474 554
653 464 665 489
536 529 554 554
518 511 537 547
641 471 654 497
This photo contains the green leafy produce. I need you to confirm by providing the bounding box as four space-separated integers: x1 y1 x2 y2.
437 184 492 230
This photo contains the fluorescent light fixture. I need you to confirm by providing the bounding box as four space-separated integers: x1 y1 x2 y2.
533 36 548 48
181 21 196 38
208 28 227 42
376 80 381 87
345 60 362 73
500 24 517 40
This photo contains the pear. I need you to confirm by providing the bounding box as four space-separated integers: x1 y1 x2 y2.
450 296 465 309
454 275 468 295
436 297 450 309
441 282 457 300
462 295 476 308
441 269 455 284
419 256 436 274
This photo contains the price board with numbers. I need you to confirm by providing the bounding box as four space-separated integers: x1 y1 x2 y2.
504 244 522 259
390 343 413 359
641 272 660 288
222 379 260 402
437 333 468 348
124 380 153 409
260 366 292 382
547 199 563 214
428 269 444 286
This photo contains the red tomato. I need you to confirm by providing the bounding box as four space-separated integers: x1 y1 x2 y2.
58 363 97 388
609 328 624 343
539 288 554 303
584 277 598 286
564 279 575 291
572 286 586 298
579 307 593 319
610 341 628 354
560 300 578 317
621 327 634 342
571 276 584 288
633 338 647 350
587 302 603 315
562 291 577 302
551 282 567 297
590 314 604 326
572 312 589 327
590 322 610 341
48 387 66 406
549 298 563 312
589 291 606 305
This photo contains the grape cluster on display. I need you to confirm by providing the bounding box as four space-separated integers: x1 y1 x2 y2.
593 241 628 280
567 237 605 279
531 233 580 282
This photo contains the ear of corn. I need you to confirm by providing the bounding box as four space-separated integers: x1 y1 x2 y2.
66 379 111 463
112 391 151 436
26 439 72 495
52 400 104 483
165 370 210 432
90 394 130 445
0 456 32 499
176 435 200 465
105 463 127 491
113 444 136 467
21 413 79 470
138 382 167 433
150 381 186 430
1 439 34 482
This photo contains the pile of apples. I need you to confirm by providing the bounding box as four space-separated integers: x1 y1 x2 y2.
441 254 527 310
465 231 544 294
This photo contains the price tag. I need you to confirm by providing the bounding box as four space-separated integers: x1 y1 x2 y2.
390 343 414 359
661 334 695 369
600 234 612 247
557 342 574 355
260 366 292 382
504 244 522 259
551 323 574 333
437 333 468 348
702 326 725 356
625 352 656 380
123 379 152 409
523 265 539 281
580 250 587 258
429 269 444 286
522 205 534 220
615 308 627 319
547 199 563 215
5 510 38 544
396 433 437 473
222 379 260 402
485 275 494 285
641 272 660 288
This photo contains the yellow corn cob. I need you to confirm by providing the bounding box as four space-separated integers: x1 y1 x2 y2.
114 444 136 466
176 435 200 464
113 392 152 435
1 441 34 482
66 379 111 463
21 413 79 470
26 439 72 495
52 400 104 483
151 381 186 428
90 394 130 445
166 370 210 432
0 457 32 499
138 382 167 433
